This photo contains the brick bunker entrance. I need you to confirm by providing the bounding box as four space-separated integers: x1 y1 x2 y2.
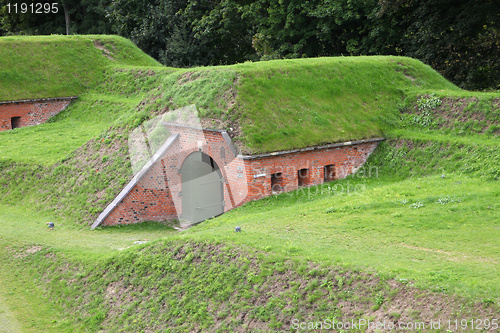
92 123 383 229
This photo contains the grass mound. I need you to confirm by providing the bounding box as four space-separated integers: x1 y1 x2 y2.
0 35 160 101
134 56 460 153
1 36 462 161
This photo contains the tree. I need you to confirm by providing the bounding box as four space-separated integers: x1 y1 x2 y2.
107 0 255 67
368 0 500 90
0 0 112 36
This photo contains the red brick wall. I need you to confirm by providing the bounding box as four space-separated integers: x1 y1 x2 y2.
101 160 178 226
243 142 379 202
0 98 75 131
99 123 381 227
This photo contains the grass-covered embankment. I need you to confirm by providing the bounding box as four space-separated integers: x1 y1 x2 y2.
131 56 460 154
2 220 498 332
1 39 460 160
0 35 160 101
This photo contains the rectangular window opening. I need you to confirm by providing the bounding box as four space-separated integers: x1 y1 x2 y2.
11 117 21 129
324 165 336 182
298 168 310 187
271 172 283 194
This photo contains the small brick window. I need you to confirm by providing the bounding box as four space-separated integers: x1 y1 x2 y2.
271 172 284 193
11 117 21 129
297 168 310 187
324 165 336 182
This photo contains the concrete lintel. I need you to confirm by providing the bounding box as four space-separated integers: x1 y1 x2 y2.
238 138 385 160
91 133 180 230
161 122 225 133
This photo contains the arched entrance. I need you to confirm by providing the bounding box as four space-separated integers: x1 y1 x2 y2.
180 151 224 223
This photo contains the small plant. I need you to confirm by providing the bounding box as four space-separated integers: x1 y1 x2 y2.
375 293 385 305
411 110 433 127
404 94 442 128
335 275 345 288
437 196 450 204
436 196 462 205
409 202 424 209
416 94 442 111
396 278 409 285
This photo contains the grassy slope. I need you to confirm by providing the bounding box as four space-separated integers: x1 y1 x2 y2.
0 35 162 165
0 35 160 101
231 56 458 153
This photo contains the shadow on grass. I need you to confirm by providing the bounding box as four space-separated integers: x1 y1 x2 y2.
94 220 178 233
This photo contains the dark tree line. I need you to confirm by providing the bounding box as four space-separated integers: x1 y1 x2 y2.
1 0 498 90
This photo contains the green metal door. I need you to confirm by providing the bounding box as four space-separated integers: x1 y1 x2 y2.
180 152 224 223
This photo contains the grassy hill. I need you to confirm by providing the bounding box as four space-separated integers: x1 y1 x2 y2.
0 35 160 101
0 36 498 332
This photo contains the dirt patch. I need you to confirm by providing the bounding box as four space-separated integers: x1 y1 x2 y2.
403 73 416 82
396 62 418 85
13 245 42 258
132 69 156 78
93 40 114 61
177 71 198 85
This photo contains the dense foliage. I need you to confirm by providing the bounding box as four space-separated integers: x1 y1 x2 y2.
1 0 498 90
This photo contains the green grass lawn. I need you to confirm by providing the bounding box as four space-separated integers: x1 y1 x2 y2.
0 209 177 332
0 204 177 260
0 93 141 165
181 174 500 301
0 249 75 333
